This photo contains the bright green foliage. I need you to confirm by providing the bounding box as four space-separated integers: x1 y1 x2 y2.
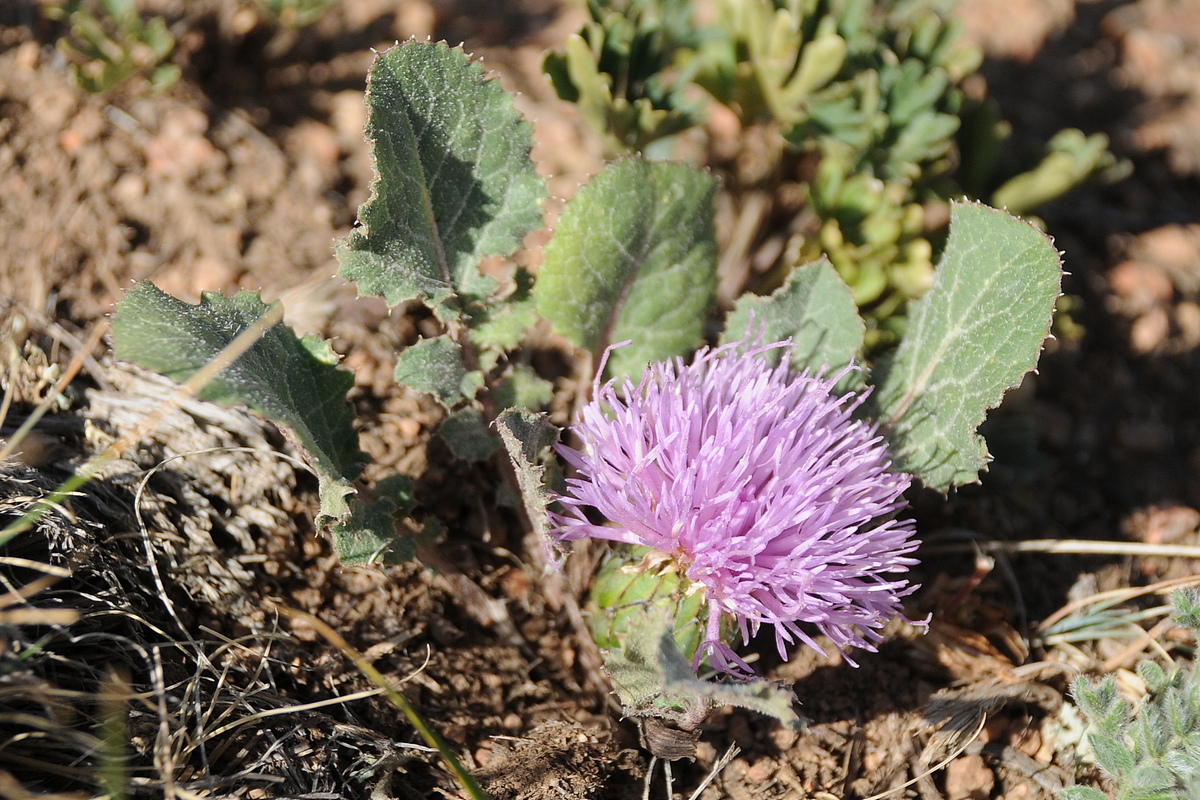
805 154 932 314
870 202 1060 491
1062 590 1200 800
535 158 718 379
45 0 180 93
691 0 849 130
493 365 555 412
543 0 703 154
992 128 1130 216
253 0 340 28
722 257 864 383
337 41 546 320
588 544 714 664
111 282 376 532
601 602 800 733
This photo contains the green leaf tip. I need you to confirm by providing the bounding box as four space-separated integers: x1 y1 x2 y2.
871 201 1062 492
535 158 718 379
336 40 547 318
332 482 416 566
112 281 364 483
494 409 559 542
393 336 483 409
722 257 865 384
602 604 800 733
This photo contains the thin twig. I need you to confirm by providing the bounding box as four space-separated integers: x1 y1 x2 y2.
922 537 1200 559
269 602 494 800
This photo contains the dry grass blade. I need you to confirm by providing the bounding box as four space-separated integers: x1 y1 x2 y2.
1038 574 1200 634
0 301 283 549
923 535 1200 560
0 320 107 468
270 603 495 800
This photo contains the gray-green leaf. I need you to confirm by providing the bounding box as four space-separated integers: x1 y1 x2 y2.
722 257 864 385
1056 788 1109 800
494 409 559 541
337 41 546 317
113 282 363 480
535 158 718 379
393 336 484 409
112 282 365 530
603 605 800 731
870 202 1061 491
440 408 500 461
332 475 416 565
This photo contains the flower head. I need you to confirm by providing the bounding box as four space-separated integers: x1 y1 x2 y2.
552 336 921 675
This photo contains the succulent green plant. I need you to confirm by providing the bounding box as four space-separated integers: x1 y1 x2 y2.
1062 589 1200 800
545 0 1126 342
543 0 704 154
253 0 341 28
45 0 180 93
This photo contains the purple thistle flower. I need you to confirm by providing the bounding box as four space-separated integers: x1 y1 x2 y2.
551 335 922 675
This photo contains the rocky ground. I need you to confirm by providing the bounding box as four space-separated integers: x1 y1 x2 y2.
2 0 1200 798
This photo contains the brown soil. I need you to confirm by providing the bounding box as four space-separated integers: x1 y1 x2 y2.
3 0 1200 798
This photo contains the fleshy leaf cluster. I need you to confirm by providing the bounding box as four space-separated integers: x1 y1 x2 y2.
46 0 181 93
545 0 1124 335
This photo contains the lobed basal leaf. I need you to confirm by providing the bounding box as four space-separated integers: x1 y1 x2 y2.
870 201 1062 491
112 282 371 536
337 40 546 320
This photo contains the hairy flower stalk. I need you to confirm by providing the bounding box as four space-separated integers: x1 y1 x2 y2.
552 336 922 675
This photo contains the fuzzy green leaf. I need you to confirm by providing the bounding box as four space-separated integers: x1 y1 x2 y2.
535 158 718 379
336 41 546 318
870 202 1061 491
394 336 484 409
440 408 500 461
493 364 555 411
722 258 864 382
1139 661 1170 695
494 409 559 541
332 476 416 565
602 605 800 731
113 282 364 529
1089 732 1136 778
1057 788 1109 800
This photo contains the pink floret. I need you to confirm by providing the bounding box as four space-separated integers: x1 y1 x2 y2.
551 335 923 676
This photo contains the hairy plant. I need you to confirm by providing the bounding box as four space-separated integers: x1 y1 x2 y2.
553 335 920 676
253 0 342 28
107 40 1062 741
1062 589 1200 800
